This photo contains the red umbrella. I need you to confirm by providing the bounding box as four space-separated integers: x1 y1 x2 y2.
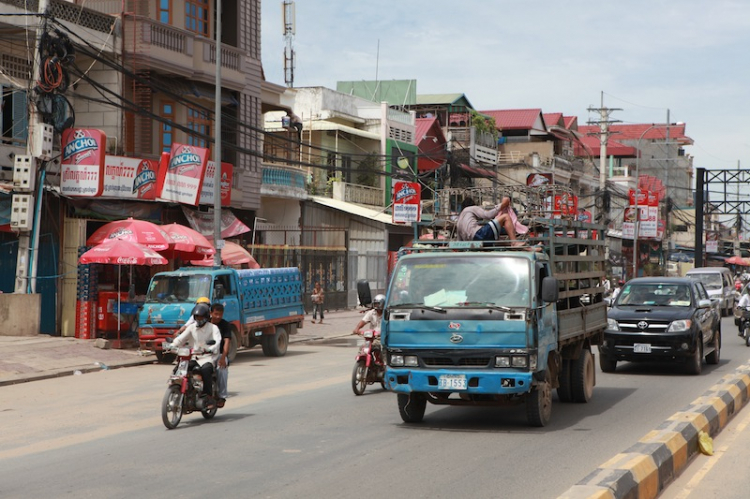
79 239 168 265
160 223 216 259
87 217 172 251
190 241 260 268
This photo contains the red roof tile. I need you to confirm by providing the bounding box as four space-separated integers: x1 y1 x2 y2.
578 124 693 145
574 133 637 157
415 117 447 172
543 113 563 128
480 109 544 131
563 116 578 130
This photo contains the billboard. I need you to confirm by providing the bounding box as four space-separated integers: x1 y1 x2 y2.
156 144 209 205
60 128 106 197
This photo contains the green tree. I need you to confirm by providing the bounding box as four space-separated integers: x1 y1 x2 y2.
355 152 379 187
471 110 498 140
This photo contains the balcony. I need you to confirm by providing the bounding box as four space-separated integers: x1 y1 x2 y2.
332 182 384 207
261 165 308 200
122 16 246 90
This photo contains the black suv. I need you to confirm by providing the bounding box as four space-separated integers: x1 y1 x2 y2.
600 277 721 375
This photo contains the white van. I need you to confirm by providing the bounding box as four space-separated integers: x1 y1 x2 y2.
686 267 735 316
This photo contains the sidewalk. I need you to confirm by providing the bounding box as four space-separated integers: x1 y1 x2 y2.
0 308 363 387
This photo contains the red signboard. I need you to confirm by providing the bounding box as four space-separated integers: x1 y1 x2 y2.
60 128 106 197
101 156 159 200
392 181 421 223
199 161 233 206
156 143 210 206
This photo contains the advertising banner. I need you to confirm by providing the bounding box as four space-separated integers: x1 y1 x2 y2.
526 173 553 187
706 231 719 253
641 191 658 238
60 129 106 197
392 181 421 224
156 144 209 205
198 161 233 206
181 206 251 239
101 156 159 200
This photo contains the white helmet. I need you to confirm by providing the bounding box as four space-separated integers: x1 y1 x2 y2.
373 294 386 310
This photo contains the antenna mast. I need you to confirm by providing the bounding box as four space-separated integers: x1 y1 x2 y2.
283 1 296 87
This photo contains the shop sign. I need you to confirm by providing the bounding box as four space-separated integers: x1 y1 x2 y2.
101 156 159 200
392 181 421 224
60 128 106 197
526 173 553 187
182 206 250 238
156 144 209 205
198 161 233 206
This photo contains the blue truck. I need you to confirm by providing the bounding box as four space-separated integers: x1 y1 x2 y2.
138 267 304 362
380 218 607 426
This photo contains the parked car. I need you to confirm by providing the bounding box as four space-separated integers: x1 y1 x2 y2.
600 277 721 375
686 267 735 317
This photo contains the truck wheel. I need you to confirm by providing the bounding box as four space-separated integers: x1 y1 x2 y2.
572 349 594 403
685 339 703 375
599 355 617 373
706 330 721 365
227 328 239 362
526 371 552 427
556 359 573 403
398 393 426 423
265 326 289 357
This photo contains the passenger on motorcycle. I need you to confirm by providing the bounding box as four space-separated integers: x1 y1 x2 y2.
738 290 750 336
174 296 211 336
353 294 385 349
171 303 222 405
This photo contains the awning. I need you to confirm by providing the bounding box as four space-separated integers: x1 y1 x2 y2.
457 163 495 179
311 196 401 226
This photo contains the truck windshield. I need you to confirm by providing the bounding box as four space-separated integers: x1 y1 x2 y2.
146 274 212 303
389 256 531 308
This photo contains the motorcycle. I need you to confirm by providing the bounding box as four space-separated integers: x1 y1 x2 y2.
351 329 385 395
161 339 219 429
740 307 750 347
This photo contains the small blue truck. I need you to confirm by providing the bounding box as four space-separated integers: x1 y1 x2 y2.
381 218 607 426
138 267 304 362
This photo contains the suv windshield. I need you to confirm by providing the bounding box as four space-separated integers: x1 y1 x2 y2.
687 273 723 290
617 283 692 307
146 274 212 303
389 256 531 308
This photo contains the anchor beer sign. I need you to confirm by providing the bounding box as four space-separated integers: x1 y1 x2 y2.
392 181 421 224
156 143 209 205
60 129 106 197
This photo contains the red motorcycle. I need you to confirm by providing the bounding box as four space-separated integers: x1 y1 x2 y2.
351 329 385 395
161 340 219 429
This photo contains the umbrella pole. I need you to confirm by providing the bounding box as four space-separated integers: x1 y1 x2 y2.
117 265 121 334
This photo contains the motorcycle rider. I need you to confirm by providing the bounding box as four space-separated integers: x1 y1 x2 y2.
738 289 750 336
171 303 222 406
210 303 232 408
174 296 211 336
353 294 385 351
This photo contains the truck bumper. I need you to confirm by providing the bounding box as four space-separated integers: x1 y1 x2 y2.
384 368 533 396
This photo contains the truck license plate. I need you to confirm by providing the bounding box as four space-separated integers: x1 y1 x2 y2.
438 375 467 390
634 343 652 353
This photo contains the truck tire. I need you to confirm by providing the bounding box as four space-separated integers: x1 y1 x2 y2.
685 339 703 375
571 349 594 403
227 327 239 362
261 335 272 356
265 326 289 357
599 354 617 373
706 329 720 365
397 393 426 423
526 371 552 427
556 359 573 403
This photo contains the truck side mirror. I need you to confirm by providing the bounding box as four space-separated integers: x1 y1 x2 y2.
357 280 372 307
214 283 225 300
541 277 559 303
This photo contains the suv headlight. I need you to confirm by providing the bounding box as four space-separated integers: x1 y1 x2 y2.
607 318 620 331
667 319 692 332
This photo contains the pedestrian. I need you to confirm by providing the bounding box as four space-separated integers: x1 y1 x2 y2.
311 282 324 324
456 197 529 245
210 303 232 408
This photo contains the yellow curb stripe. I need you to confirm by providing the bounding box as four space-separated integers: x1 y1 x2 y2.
557 484 615 499
640 429 688 473
667 411 709 433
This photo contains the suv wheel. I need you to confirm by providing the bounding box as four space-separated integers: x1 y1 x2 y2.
685 338 703 375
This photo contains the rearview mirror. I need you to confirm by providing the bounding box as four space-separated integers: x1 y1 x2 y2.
698 299 712 309
357 280 372 308
541 277 559 303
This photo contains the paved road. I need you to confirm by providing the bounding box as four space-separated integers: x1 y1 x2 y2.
2 315 749 498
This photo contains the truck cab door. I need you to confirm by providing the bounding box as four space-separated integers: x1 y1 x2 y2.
214 274 240 324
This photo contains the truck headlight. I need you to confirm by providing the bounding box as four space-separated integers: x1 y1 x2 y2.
391 355 404 367
495 356 510 367
607 318 620 331
667 319 692 332
139 327 154 336
511 356 527 368
404 356 418 367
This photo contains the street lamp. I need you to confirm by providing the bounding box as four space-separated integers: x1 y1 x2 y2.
251 217 267 255
633 124 674 279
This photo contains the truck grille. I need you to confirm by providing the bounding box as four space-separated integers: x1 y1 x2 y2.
422 357 491 367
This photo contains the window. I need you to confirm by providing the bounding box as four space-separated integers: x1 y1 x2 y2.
185 0 209 36
187 107 210 149
158 0 172 24
1 86 28 145
160 101 174 153
326 152 337 182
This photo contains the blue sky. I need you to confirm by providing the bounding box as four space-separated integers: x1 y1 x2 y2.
261 0 750 175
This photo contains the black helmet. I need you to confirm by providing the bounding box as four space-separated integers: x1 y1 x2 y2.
373 294 386 310
192 303 211 327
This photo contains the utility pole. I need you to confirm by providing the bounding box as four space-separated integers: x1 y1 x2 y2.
14 0 49 293
587 92 622 192
283 1 296 88
664 108 671 248
213 0 223 266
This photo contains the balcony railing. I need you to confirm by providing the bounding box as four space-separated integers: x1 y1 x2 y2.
332 181 383 207
261 165 308 200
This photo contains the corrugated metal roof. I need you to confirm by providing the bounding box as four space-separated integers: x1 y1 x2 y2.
563 116 578 130
416 93 473 109
481 109 545 131
311 196 399 226
578 124 693 145
415 117 447 172
574 134 636 157
543 113 563 128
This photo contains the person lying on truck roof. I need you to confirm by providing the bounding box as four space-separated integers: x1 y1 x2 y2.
456 197 529 245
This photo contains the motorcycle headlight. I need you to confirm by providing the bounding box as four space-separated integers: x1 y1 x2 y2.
363 330 374 339
607 318 620 331
391 355 404 367
177 347 191 357
667 319 692 332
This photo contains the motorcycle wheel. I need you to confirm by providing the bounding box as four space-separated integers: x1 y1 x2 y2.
202 402 218 419
746 332 750 348
351 360 367 396
161 385 184 429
